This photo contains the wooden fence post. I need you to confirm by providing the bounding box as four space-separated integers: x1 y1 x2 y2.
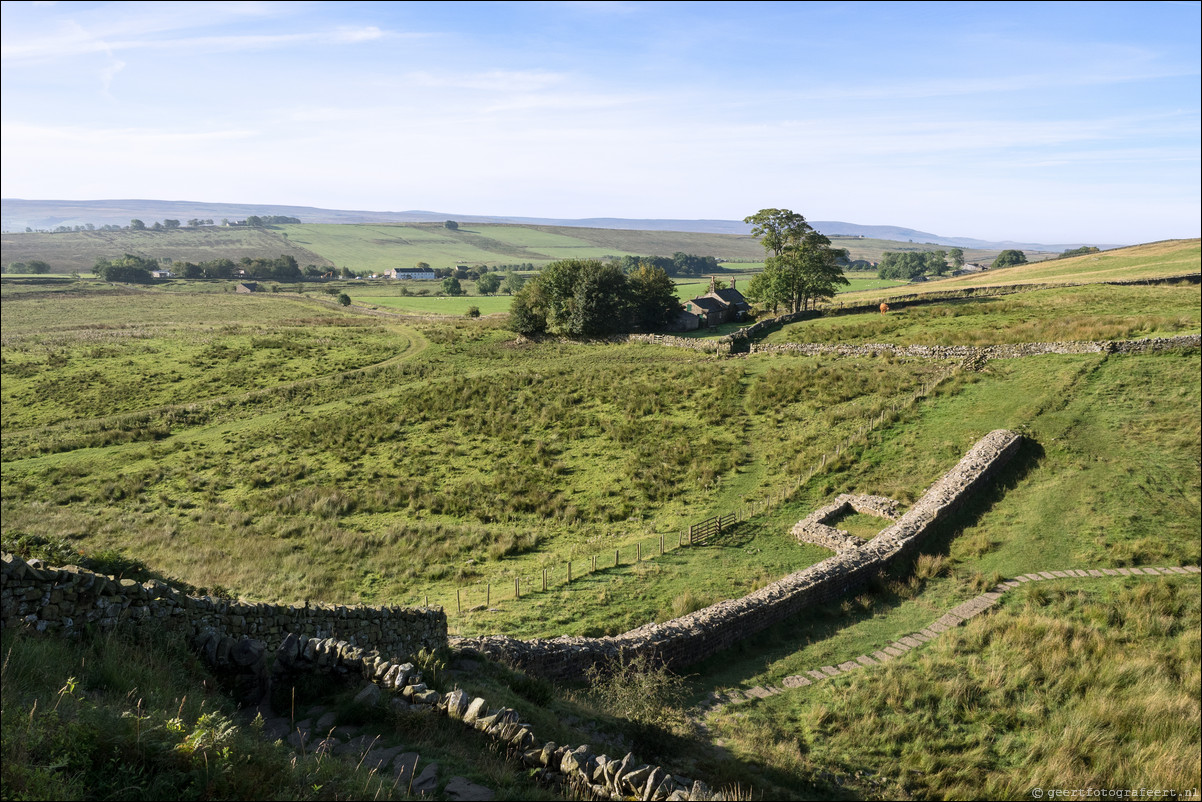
486 582 490 606
637 543 641 562
456 588 461 614
515 577 520 599
568 561 572 583
615 548 620 567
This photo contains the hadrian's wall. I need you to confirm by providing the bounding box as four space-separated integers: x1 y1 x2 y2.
453 429 1024 681
0 558 446 663
748 334 1202 359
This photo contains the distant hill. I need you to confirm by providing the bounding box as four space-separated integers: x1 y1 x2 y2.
1 198 1115 252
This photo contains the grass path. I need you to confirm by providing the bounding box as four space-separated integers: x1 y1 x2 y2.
696 564 1201 715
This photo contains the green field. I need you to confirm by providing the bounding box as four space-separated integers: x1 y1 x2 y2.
1 237 1199 800
766 282 1202 346
4 221 1064 277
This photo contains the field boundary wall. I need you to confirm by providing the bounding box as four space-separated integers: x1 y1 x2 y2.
453 429 1024 680
0 558 446 662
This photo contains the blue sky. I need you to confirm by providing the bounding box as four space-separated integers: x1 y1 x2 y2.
2 1 1199 244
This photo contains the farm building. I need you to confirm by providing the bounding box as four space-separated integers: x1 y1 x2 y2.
384 268 436 280
235 282 260 293
684 277 751 327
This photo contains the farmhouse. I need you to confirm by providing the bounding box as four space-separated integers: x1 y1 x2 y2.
385 267 436 280
684 277 751 327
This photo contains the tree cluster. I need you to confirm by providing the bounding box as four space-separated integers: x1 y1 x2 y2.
742 209 849 314
1059 246 1100 259
991 249 1028 269
509 259 682 337
616 252 721 277
94 254 157 283
4 260 52 274
876 250 949 280
178 254 300 280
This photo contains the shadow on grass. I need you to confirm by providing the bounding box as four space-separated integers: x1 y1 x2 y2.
680 437 1044 698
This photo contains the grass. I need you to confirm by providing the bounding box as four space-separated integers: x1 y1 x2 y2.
836 238 1201 303
1 242 1199 799
766 281 1201 346
0 624 557 801
703 576 1201 800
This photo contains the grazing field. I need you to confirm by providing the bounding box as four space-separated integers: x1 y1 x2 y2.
1 237 1198 799
0 227 332 273
837 238 1201 303
766 281 1202 346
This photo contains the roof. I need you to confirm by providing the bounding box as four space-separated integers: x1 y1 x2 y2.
712 287 750 309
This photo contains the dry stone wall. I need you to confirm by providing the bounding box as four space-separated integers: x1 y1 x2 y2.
454 429 1024 680
749 334 1201 359
0 557 446 663
791 493 901 552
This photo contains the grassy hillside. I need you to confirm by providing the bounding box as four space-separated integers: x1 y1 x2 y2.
1 237 1198 799
0 227 333 273
836 238 1200 304
3 220 1059 276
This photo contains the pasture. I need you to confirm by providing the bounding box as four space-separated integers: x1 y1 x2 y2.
1 237 1198 799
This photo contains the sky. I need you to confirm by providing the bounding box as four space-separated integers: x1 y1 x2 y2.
1 1 1199 244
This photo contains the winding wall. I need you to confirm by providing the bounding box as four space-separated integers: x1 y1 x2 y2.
0 558 447 662
453 429 1024 680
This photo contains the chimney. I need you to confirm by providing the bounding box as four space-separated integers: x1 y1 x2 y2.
731 278 737 291
709 275 716 294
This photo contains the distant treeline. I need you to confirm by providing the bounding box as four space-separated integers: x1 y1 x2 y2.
93 253 305 283
614 252 722 277
22 215 301 234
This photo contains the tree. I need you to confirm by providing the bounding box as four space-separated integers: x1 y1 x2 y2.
1059 245 1100 259
163 219 181 229
743 208 812 257
95 254 155 283
129 219 146 230
948 247 965 270
442 276 465 296
475 273 502 295
507 259 633 337
337 293 351 306
465 306 481 318
444 220 459 230
627 264 683 330
991 249 1027 269
501 271 525 296
877 250 947 280
415 261 431 270
26 259 52 274
744 209 847 312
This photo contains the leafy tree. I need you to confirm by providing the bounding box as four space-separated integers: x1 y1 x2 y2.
337 293 351 306
129 219 146 230
163 219 181 229
416 261 431 270
948 247 965 270
1060 245 1100 259
501 271 525 296
992 249 1028 269
444 220 459 230
442 276 465 296
509 280 549 335
182 262 204 279
26 259 52 274
627 265 683 329
745 209 847 312
877 250 947 280
475 272 502 295
743 208 811 257
465 306 481 318
95 254 155 283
